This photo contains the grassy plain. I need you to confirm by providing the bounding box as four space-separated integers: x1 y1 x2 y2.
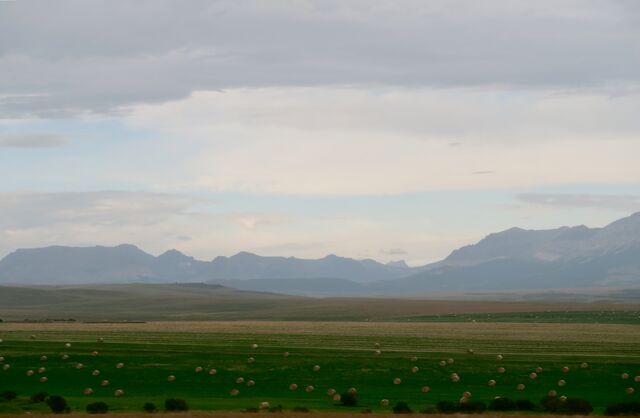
1 321 639 414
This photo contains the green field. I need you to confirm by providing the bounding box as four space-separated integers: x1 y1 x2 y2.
1 321 639 414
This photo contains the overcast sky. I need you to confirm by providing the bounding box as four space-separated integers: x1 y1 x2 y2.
1 0 639 264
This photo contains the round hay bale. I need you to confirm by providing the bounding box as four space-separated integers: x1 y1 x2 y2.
61 354 69 361
0 339 3 344
167 375 176 382
283 352 290 358
497 367 506 373
447 358 455 365
195 366 203 373
3 364 11 371
559 395 567 402
26 370 35 376
327 388 336 396
30 335 36 340
451 374 460 383
114 389 124 397
116 362 124 369
621 372 630 379
38 367 46 374
487 379 496 387
101 380 110 387
558 379 566 387
247 380 255 387
0 356 4 362
40 355 48 362
98 337 104 343
92 369 100 376
236 377 245 384
536 366 543 373
313 365 320 372
230 389 239 396
251 343 259 349
75 363 84 369
39 376 47 383
333 394 341 401
421 386 430 393
411 366 419 373
548 390 557 397
64 343 71 348
463 391 472 399
374 343 380 349
634 375 640 383
247 357 255 364
467 348 474 354
626 387 635 395
83 388 93 396
209 368 217 376
289 383 298 391
439 360 446 367
516 383 525 391
580 362 588 369
393 377 402 385
91 351 99 357
411 356 418 362
305 385 315 393
561 366 569 373
374 349 382 356
496 354 503 361
380 399 389 407
348 387 357 395
529 372 538 379
259 402 270 410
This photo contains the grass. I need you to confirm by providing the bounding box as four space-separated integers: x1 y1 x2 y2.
1 321 639 414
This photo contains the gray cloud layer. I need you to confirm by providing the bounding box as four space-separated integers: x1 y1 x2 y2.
1 0 638 117
0 133 68 148
517 193 640 212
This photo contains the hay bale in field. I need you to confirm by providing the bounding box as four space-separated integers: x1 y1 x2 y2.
411 366 419 373
0 356 3 362
167 375 176 382
98 337 104 343
236 377 245 384
289 383 298 391
374 343 380 349
380 399 389 407
626 387 635 395
463 391 472 399
529 372 538 379
421 386 430 393
487 379 496 387
92 370 100 376
247 357 255 364
26 370 35 377
114 389 124 397
559 395 567 402
447 358 455 364
327 388 336 396
91 351 99 357
195 366 203 373
305 385 315 393
561 366 569 373
439 360 446 367
374 349 382 355
621 372 630 379
496 354 503 361
247 380 255 387
516 383 525 391
259 402 270 410
558 379 566 387
230 389 239 396
209 368 217 375
2 364 11 371
411 356 418 362
75 363 84 369
283 351 290 358
634 375 640 383
536 366 543 373
313 365 320 372
38 367 46 374
251 343 259 349
548 390 557 397
39 376 47 383
61 354 69 360
30 335 36 340
64 343 71 348
393 377 402 385
83 388 93 396
580 362 588 369
467 348 474 354
333 394 341 401
116 362 124 369
101 380 110 387
40 355 48 362
450 374 460 383
348 387 357 395
497 367 505 373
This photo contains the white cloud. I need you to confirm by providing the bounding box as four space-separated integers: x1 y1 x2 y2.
0 133 68 148
126 86 640 195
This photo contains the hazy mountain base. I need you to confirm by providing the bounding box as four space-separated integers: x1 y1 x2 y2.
0 283 638 322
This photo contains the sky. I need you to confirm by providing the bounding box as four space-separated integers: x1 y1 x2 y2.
1 0 639 265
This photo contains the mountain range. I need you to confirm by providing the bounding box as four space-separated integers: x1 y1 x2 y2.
1 212 639 295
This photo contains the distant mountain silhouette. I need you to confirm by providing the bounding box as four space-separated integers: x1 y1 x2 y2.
1 212 639 294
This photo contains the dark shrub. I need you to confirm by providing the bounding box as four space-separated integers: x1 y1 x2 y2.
243 408 259 413
340 391 358 407
605 402 640 416
293 406 310 412
489 397 516 411
268 404 283 413
436 400 458 414
541 396 593 415
86 402 109 414
460 401 486 413
392 401 413 414
143 402 157 413
419 407 438 414
1 391 17 401
164 398 189 412
31 392 48 403
46 395 69 414
361 408 373 413
516 399 536 411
